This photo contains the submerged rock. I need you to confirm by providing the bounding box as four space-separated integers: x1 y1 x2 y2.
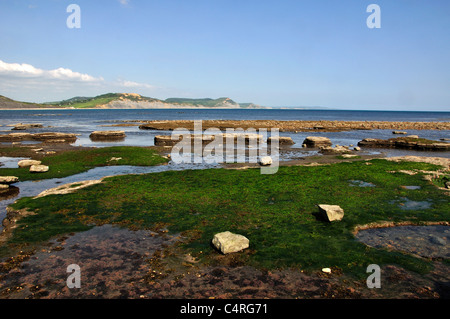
212 231 249 254
267 136 295 145
11 123 43 130
317 204 344 222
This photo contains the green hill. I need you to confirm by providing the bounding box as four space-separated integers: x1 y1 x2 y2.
0 93 262 109
0 95 55 109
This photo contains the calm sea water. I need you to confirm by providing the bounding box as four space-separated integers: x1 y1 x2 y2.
1 108 450 123
1 108 449 152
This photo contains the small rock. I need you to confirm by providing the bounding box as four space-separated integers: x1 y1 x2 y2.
258 156 273 166
212 231 249 254
407 135 419 139
317 204 344 222
393 131 407 135
322 268 332 273
354 146 361 151
29 165 49 173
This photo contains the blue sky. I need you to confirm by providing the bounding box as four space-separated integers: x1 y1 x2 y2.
0 0 449 110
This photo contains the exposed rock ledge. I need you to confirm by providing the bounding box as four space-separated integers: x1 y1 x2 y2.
34 180 104 198
358 137 450 151
0 132 78 143
385 156 450 170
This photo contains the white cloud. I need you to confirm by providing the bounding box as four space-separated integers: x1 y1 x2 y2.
119 80 155 89
119 0 130 6
0 59 161 102
0 59 102 82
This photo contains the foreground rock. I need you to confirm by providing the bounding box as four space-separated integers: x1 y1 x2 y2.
358 137 450 151
302 136 332 148
89 130 126 141
317 204 344 222
212 231 249 254
29 164 49 173
18 159 42 168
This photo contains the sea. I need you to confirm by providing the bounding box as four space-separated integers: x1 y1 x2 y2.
0 108 449 151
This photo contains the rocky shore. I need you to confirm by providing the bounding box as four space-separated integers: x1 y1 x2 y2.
137 120 450 132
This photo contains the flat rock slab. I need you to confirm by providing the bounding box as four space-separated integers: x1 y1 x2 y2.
29 165 49 173
302 136 332 148
318 204 344 222
89 131 126 140
0 176 19 184
18 159 42 168
35 180 103 198
358 137 450 151
212 231 249 254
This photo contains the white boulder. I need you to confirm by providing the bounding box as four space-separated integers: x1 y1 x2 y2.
258 156 273 166
212 231 249 254
318 204 344 222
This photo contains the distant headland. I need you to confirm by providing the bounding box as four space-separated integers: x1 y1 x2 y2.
0 93 268 110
